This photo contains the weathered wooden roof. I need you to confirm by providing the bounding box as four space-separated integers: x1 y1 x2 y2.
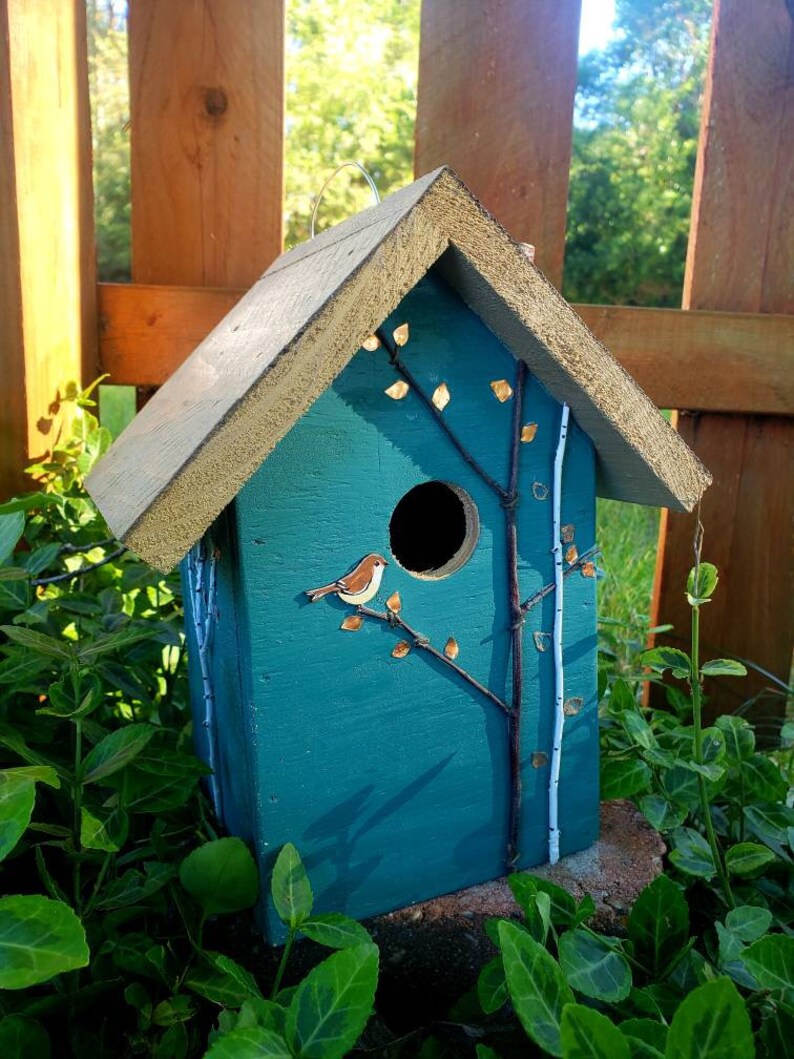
87 166 710 572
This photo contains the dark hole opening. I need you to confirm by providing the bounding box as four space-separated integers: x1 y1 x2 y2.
389 481 477 578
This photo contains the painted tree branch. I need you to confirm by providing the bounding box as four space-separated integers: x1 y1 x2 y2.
520 546 601 615
505 360 527 868
375 328 510 502
357 604 510 715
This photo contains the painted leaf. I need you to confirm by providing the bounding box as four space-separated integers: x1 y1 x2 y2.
560 1005 630 1059
0 895 89 989
386 591 401 614
285 944 379 1059
444 637 459 660
384 380 409 401
179 837 260 916
497 920 573 1057
361 335 380 352
581 561 597 578
490 379 513 402
666 978 752 1059
340 615 363 632
563 697 583 716
533 631 551 653
521 423 538 443
430 383 450 411
391 641 411 659
561 524 575 543
531 752 548 768
565 545 579 565
392 323 409 347
270 842 312 928
532 482 549 501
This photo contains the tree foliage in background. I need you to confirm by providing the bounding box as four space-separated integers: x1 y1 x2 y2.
563 0 712 307
87 0 711 311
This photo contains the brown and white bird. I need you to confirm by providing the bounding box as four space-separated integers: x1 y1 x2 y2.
305 553 389 605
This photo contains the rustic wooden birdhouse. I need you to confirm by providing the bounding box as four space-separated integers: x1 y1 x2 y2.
87 167 710 939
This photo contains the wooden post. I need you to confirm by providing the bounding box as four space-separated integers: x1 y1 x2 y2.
128 0 284 289
415 0 582 287
652 0 793 721
0 0 96 498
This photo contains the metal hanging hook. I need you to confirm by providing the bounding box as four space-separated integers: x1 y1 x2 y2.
310 161 381 239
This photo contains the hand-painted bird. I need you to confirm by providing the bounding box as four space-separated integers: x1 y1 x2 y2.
305 553 389 605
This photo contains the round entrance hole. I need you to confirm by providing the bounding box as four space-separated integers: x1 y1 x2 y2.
389 481 479 580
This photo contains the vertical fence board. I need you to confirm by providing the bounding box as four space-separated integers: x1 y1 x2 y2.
128 0 284 289
415 0 582 287
652 0 794 720
0 0 95 498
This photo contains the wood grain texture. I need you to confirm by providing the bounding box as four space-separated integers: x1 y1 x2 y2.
415 0 581 286
0 0 95 498
96 282 794 413
128 0 284 287
86 168 709 571
652 0 794 715
206 276 598 935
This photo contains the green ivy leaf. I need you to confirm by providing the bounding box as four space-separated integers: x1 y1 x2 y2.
76 625 157 663
204 1026 291 1058
80 805 128 852
477 956 508 1014
742 935 794 991
686 563 718 604
0 513 25 565
271 843 313 929
743 803 794 860
558 929 632 1002
0 1015 51 1058
510 874 576 929
179 838 259 915
640 647 691 677
714 716 754 762
700 659 747 678
665 977 751 1058
0 767 59 862
186 951 263 1007
285 944 378 1059
619 710 657 750
668 828 716 879
639 795 687 833
725 842 777 878
628 875 689 979
95 862 174 911
701 727 726 764
560 1004 630 1059
724 906 772 944
81 723 155 784
620 1018 667 1059
601 758 651 800
497 920 573 1057
730 755 787 804
0 894 89 989
300 913 372 950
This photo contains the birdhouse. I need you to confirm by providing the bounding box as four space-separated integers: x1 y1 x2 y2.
87 167 710 939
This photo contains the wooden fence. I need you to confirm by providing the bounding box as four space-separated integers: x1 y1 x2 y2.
1 0 791 713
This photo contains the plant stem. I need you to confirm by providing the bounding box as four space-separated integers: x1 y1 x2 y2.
270 928 296 999
690 602 735 909
73 717 84 908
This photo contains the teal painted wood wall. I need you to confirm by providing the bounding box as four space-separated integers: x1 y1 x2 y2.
184 272 598 939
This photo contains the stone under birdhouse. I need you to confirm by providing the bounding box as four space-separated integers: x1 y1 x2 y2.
87 167 710 940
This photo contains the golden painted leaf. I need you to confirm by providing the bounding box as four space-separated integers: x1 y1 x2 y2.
565 545 579 565
563 696 583 716
490 379 513 402
561 524 575 543
444 637 459 660
385 380 409 400
392 323 410 347
391 640 411 659
362 334 380 352
531 752 549 768
386 591 401 614
340 614 363 631
581 561 597 578
432 383 451 411
532 482 549 501
521 423 538 443
533 631 551 653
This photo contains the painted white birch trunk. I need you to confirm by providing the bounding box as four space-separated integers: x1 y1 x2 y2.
548 403 570 864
